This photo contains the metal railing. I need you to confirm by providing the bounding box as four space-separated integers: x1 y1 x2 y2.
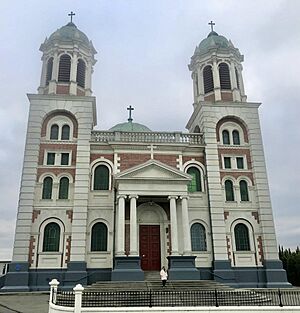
53 289 300 308
91 131 204 145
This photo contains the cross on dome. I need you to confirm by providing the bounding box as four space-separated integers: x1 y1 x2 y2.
127 105 134 122
68 11 75 23
208 20 215 32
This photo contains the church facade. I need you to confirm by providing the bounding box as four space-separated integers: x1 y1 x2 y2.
2 20 289 291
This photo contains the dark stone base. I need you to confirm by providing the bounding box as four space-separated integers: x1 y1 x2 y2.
111 256 144 281
213 260 237 287
263 260 291 288
1 262 30 292
64 261 88 288
167 256 200 280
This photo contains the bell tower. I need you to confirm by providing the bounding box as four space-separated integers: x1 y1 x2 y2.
187 23 289 287
189 22 246 105
38 13 96 96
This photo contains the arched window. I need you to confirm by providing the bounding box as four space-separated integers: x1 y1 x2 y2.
43 222 60 252
58 54 71 82
235 67 240 89
61 125 70 140
76 59 86 88
187 167 201 192
91 222 108 251
225 180 234 201
239 180 249 202
59 177 69 199
222 130 230 145
94 165 109 190
234 223 250 251
194 125 200 133
46 57 53 85
42 177 53 199
191 223 207 251
232 130 240 145
203 65 214 94
50 124 59 140
219 63 231 90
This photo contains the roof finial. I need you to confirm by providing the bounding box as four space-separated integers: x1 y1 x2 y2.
127 105 134 122
208 20 215 32
68 11 75 23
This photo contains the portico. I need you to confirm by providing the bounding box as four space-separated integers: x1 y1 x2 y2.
111 159 199 281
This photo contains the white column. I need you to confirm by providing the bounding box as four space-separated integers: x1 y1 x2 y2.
48 51 59 94
38 56 47 93
212 58 221 101
169 196 179 255
197 67 205 101
229 61 241 102
70 51 78 95
181 196 191 255
85 61 93 96
129 195 138 255
116 195 126 255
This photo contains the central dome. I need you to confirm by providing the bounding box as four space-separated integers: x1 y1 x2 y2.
109 121 152 132
196 31 232 55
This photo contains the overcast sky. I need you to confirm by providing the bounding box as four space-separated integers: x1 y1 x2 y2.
0 0 299 260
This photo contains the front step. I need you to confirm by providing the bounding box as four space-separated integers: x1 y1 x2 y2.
85 279 233 292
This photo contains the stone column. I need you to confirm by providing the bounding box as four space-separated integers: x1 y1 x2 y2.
85 61 93 96
70 50 78 95
180 196 191 255
129 195 138 256
38 56 47 93
168 196 179 255
212 58 221 101
116 195 126 255
48 50 59 94
229 61 241 102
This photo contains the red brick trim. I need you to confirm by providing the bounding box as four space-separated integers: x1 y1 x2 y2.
66 210 73 223
257 236 264 263
226 236 231 262
251 212 260 224
65 236 72 264
224 211 229 220
32 210 41 223
216 116 249 143
28 236 36 266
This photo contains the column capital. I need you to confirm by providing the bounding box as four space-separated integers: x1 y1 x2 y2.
180 195 189 201
168 196 178 200
129 195 139 200
117 195 127 200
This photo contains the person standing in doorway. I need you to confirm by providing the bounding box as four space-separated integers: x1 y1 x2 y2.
160 266 168 287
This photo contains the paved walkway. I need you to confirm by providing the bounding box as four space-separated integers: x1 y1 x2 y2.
0 293 49 313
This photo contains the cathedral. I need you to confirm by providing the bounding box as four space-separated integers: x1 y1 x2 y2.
2 18 289 291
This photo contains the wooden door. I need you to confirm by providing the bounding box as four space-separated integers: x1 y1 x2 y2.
139 225 161 271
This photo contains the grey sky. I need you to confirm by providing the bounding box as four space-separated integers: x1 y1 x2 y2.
0 0 299 259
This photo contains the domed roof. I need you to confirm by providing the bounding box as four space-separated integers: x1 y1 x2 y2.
109 121 152 132
196 31 233 55
48 22 90 46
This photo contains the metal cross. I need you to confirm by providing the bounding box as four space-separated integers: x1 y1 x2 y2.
127 105 134 122
208 20 215 32
68 11 75 23
147 144 157 160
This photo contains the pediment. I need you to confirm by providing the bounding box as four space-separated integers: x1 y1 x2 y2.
115 159 191 182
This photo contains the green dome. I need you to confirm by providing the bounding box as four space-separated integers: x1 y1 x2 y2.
196 31 232 55
48 22 90 46
109 121 152 132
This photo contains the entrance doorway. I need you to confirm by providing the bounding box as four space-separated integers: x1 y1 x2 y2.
139 225 161 271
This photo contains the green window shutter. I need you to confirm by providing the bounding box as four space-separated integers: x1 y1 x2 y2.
61 153 69 165
224 157 231 169
187 167 201 192
47 153 55 165
240 180 249 201
58 54 71 82
91 222 108 251
59 177 69 199
42 177 53 199
235 223 250 251
50 124 59 140
222 130 230 144
225 180 234 201
43 222 60 252
236 157 244 169
94 165 109 190
232 130 240 145
61 125 70 140
191 223 207 251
